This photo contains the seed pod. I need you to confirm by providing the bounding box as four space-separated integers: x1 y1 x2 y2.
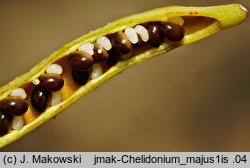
0 97 28 116
0 111 12 135
161 22 185 41
147 22 163 47
31 87 52 112
92 43 109 62
39 74 64 91
0 4 247 148
111 31 132 55
67 51 94 71
72 69 89 85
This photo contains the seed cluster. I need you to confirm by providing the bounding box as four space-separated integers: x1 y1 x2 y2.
30 63 65 113
0 20 185 136
0 94 28 134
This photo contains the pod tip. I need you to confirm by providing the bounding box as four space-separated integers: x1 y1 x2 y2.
239 4 248 13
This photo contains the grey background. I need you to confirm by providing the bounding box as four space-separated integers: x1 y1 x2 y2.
0 0 249 151
0 152 249 167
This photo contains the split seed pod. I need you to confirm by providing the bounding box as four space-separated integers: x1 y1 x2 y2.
0 4 247 148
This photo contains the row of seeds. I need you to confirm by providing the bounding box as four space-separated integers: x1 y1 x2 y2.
0 19 185 135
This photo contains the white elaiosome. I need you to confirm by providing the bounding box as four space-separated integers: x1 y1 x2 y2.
134 25 149 42
78 42 94 55
96 36 112 51
50 91 62 106
91 64 103 79
46 64 63 75
10 88 27 99
239 4 248 13
12 116 24 130
168 17 184 26
32 79 40 85
124 27 139 44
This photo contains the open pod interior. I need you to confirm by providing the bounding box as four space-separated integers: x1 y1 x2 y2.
0 3 247 148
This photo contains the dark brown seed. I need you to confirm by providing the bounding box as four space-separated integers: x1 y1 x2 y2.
31 87 52 112
0 111 12 134
39 74 64 91
133 35 145 48
111 31 132 55
147 22 163 47
0 97 28 116
72 69 89 85
93 43 109 62
161 22 185 41
67 51 94 71
106 49 121 66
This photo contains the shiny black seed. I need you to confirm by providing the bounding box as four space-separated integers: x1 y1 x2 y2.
161 22 185 41
31 87 52 112
93 43 109 62
106 49 121 66
72 69 89 85
39 74 64 91
147 22 163 47
111 31 132 55
67 51 94 71
0 97 28 116
0 111 12 134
